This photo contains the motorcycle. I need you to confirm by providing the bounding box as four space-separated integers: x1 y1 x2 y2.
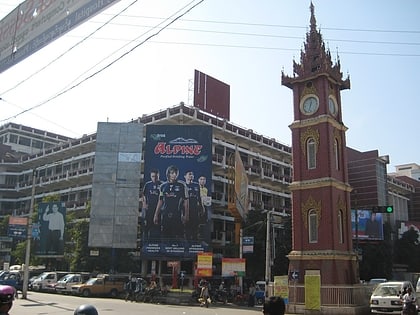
212 288 228 304
402 300 417 315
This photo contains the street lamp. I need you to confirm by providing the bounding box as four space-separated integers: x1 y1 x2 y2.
22 169 36 299
263 210 288 297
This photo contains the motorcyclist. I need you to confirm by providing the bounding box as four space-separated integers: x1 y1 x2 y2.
74 304 99 315
401 287 416 315
0 285 15 315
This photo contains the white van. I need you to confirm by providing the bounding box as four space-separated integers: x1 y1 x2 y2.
55 273 89 294
32 271 68 292
416 277 420 293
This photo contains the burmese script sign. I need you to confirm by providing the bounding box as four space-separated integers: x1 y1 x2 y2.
0 0 120 73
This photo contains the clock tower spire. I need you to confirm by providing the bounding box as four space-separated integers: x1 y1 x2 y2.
281 1 359 290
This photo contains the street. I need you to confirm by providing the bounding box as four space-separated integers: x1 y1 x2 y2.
13 291 263 315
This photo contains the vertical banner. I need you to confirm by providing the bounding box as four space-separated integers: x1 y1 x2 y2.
197 252 213 277
35 202 66 257
274 275 289 304
304 274 321 310
234 150 248 220
141 125 212 258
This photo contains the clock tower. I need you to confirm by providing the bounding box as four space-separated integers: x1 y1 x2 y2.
282 3 359 285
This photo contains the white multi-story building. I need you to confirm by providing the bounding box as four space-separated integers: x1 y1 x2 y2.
0 103 292 260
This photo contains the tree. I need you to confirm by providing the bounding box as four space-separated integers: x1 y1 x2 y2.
393 227 420 272
242 210 291 281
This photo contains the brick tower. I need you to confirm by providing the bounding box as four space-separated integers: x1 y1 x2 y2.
282 3 359 285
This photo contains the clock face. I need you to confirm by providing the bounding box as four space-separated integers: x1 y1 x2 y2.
301 96 319 115
328 97 337 115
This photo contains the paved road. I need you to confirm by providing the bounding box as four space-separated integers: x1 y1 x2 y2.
12 291 264 315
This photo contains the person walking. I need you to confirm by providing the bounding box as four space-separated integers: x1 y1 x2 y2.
200 281 210 308
248 282 256 307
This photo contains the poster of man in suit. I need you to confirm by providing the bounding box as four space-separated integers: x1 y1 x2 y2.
35 202 66 257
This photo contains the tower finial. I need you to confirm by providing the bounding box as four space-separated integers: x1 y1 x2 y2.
310 2 316 30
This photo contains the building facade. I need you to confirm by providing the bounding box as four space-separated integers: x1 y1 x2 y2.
0 104 292 276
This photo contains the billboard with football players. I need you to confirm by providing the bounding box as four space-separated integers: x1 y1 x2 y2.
141 125 212 259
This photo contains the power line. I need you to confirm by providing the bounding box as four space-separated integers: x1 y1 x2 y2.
68 25 420 48
0 0 140 97
99 14 420 35
0 0 205 124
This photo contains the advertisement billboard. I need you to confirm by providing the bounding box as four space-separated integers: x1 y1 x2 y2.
194 70 230 120
141 125 212 259
221 258 245 277
35 202 66 257
0 0 121 73
7 217 28 239
351 209 384 241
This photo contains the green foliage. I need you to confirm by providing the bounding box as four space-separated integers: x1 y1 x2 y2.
393 228 420 272
242 210 291 281
358 242 393 280
0 216 10 235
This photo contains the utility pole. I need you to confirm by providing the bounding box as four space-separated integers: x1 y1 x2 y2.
265 210 271 290
22 169 36 299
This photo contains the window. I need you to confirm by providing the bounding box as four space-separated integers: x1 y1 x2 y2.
18 136 31 146
9 134 18 144
32 139 43 149
334 139 339 170
338 210 344 244
307 138 316 169
308 209 318 243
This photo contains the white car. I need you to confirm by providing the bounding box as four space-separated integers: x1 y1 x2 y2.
370 281 417 314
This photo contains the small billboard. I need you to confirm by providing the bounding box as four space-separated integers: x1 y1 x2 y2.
7 217 28 239
351 209 384 241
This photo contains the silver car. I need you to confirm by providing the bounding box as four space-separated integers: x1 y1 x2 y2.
370 281 417 314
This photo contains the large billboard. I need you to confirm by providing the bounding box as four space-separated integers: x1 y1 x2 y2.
0 0 120 73
35 202 66 257
351 209 384 241
194 69 230 120
141 125 212 259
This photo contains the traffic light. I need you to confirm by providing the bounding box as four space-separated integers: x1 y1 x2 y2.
371 206 393 213
385 206 393 213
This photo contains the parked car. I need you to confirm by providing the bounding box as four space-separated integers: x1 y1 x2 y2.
71 274 125 297
55 273 90 294
0 271 22 293
416 277 420 293
32 271 68 292
369 278 388 285
370 281 418 314
28 275 39 291
367 278 388 295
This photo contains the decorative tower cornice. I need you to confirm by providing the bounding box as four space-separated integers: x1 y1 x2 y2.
282 2 350 90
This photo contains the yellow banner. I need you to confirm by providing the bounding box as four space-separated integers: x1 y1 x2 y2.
274 275 289 302
304 275 321 310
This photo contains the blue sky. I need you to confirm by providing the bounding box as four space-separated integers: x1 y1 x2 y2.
0 0 419 172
